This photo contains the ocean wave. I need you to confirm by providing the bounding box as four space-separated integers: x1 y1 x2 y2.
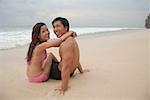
0 27 140 50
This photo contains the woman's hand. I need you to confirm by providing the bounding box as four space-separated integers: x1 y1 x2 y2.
68 30 77 38
72 31 77 38
60 31 77 41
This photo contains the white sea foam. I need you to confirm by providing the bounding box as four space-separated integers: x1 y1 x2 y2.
0 27 139 50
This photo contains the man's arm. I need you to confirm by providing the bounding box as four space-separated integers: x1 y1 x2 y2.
78 63 84 73
58 37 74 92
77 63 90 74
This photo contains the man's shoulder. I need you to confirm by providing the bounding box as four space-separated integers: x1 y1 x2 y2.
65 36 75 41
63 36 75 44
60 37 75 48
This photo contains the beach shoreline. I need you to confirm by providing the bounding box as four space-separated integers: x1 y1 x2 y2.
0 28 146 51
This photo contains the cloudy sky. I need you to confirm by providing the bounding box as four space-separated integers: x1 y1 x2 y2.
0 0 149 28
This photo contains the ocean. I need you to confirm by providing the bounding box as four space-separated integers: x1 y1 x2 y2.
0 27 139 50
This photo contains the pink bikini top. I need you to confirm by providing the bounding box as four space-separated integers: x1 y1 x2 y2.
43 51 47 60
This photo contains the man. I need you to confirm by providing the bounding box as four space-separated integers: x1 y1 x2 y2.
51 17 88 94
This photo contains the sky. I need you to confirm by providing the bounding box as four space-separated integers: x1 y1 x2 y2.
0 0 149 28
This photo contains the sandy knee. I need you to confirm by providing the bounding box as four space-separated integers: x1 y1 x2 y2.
47 52 53 59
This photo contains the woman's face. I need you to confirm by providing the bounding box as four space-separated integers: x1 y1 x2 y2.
39 25 50 42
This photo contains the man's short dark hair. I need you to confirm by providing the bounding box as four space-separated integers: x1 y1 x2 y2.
52 17 69 31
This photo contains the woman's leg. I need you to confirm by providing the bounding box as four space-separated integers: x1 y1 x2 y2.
42 52 53 74
51 53 59 62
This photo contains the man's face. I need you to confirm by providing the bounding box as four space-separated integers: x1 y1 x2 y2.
53 21 68 38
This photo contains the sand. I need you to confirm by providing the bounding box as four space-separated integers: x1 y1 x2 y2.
0 29 149 100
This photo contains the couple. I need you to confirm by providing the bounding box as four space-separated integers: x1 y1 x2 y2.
26 17 88 94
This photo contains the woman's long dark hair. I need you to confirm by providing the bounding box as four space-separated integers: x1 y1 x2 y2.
26 22 46 63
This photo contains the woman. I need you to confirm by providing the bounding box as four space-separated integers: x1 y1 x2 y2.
26 22 76 83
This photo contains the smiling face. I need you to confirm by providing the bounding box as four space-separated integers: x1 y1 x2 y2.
39 25 50 42
52 21 68 38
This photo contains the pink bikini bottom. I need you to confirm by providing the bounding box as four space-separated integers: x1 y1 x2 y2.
28 72 49 83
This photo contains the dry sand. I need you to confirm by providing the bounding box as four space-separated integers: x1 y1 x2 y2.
0 29 149 100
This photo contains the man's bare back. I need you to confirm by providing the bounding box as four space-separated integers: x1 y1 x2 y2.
59 36 80 73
